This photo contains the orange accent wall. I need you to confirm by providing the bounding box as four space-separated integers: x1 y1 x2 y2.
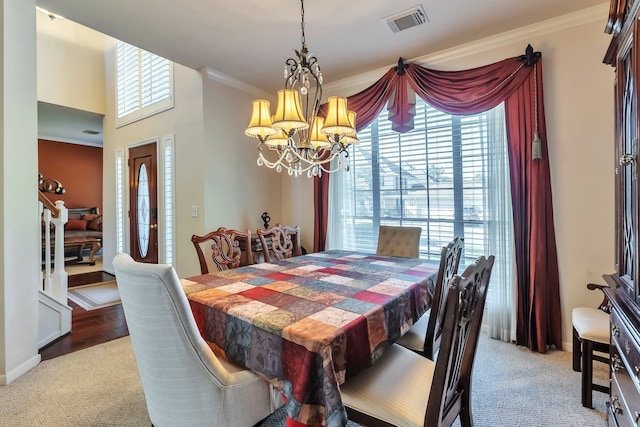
38 139 103 211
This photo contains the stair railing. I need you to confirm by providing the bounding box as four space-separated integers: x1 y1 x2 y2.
39 191 68 304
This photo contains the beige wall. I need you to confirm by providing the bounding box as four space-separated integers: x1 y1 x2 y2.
286 5 615 347
101 38 206 278
201 76 283 241
36 11 105 114
0 0 41 384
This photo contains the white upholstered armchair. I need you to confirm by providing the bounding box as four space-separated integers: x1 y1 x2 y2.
113 253 281 427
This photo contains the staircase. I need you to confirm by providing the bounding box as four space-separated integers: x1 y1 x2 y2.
38 191 72 348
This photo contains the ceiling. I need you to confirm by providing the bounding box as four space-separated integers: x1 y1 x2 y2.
35 0 608 145
38 102 104 147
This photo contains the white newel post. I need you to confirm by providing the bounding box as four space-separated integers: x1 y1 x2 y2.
41 205 51 293
50 201 68 304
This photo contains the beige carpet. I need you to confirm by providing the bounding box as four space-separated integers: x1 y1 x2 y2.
0 336 149 426
67 281 120 311
65 255 104 275
0 334 608 426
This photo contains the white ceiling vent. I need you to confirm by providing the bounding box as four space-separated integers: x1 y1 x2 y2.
384 5 428 33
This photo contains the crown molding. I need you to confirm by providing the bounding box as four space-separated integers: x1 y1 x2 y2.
204 67 272 99
324 3 610 94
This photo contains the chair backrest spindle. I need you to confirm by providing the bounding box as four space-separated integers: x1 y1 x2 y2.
191 227 252 274
257 224 301 263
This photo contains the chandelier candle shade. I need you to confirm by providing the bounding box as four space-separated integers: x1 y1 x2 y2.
244 0 357 178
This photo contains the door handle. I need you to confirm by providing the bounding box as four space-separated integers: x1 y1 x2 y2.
150 224 158 230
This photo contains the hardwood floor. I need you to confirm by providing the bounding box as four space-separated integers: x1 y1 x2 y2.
39 270 129 361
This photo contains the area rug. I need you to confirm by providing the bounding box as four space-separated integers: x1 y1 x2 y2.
67 280 120 311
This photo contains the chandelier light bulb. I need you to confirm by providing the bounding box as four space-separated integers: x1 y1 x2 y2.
276 164 282 173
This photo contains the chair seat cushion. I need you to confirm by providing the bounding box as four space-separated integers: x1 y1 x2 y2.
572 307 610 344
395 310 430 352
341 344 434 427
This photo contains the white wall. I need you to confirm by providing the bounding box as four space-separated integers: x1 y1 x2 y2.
0 0 41 384
284 5 615 348
36 11 105 114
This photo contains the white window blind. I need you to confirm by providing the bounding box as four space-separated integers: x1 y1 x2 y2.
161 134 175 266
115 149 125 253
342 99 495 266
116 41 173 127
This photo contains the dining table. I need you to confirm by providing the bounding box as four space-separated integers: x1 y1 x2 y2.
181 249 439 427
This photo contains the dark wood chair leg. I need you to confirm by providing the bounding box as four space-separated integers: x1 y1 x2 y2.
459 390 474 427
572 327 581 372
581 339 594 408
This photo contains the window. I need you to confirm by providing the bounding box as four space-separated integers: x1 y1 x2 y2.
329 98 511 268
115 149 125 253
116 41 174 127
161 134 176 265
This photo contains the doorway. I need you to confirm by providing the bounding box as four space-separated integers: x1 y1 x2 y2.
128 142 158 263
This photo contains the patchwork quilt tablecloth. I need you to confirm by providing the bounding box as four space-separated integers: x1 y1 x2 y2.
182 250 438 427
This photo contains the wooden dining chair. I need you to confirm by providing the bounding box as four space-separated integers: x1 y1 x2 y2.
571 283 610 408
341 255 495 427
396 236 464 359
257 224 301 263
191 227 253 274
376 225 422 258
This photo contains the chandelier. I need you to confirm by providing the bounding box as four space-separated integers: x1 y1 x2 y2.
244 0 357 178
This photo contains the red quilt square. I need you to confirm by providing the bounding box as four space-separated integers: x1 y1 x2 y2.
343 316 372 377
353 290 393 305
266 272 296 281
188 299 206 336
282 339 321 403
239 287 277 300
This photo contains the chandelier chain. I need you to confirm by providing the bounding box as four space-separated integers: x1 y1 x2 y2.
300 0 306 48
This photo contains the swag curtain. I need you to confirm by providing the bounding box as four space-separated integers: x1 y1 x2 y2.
313 52 562 352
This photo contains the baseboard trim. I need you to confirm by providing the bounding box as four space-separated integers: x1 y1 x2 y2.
1 353 41 385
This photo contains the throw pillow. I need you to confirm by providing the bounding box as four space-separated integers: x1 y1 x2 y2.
87 215 103 231
82 213 99 221
66 219 88 231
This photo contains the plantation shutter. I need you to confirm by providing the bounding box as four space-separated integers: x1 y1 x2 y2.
116 41 173 127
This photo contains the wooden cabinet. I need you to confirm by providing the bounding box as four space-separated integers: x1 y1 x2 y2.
605 1 640 425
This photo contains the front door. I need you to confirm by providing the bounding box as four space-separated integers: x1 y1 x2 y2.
129 143 158 263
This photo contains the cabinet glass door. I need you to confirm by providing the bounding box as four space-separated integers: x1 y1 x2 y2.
617 38 638 298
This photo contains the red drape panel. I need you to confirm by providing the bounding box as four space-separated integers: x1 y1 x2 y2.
504 64 562 351
312 53 562 352
313 175 329 252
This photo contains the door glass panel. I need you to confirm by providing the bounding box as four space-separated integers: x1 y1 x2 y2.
137 163 150 258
